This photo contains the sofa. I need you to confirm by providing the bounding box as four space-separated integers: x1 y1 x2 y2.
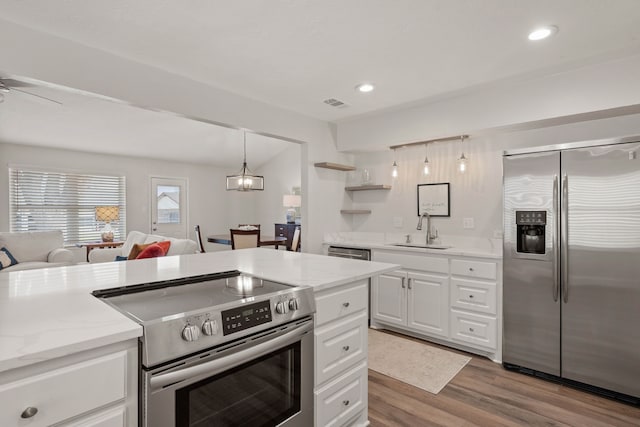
89 230 198 263
0 230 75 272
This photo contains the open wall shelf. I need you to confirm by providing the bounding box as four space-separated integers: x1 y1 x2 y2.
340 210 372 214
314 162 356 171
345 185 391 191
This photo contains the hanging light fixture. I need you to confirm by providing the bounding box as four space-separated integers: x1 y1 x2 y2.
457 135 468 174
226 131 264 191
423 144 430 176
391 148 398 178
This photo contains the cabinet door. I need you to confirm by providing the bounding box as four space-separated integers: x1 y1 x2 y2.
407 272 449 338
371 272 406 326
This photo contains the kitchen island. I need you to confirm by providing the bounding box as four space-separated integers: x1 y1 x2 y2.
0 248 397 426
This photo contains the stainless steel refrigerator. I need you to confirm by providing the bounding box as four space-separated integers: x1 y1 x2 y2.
503 136 640 403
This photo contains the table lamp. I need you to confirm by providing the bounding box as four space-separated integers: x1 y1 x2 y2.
282 195 301 224
95 206 120 242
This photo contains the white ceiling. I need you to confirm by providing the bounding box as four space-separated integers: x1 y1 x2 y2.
0 80 293 168
2 1 640 121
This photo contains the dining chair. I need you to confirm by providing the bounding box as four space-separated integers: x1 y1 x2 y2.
194 225 206 253
238 224 261 230
230 229 260 250
291 227 301 252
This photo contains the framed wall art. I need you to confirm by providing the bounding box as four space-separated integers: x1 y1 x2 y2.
417 183 450 217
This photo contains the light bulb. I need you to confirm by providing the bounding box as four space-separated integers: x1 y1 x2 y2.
457 153 467 174
423 157 430 176
528 26 558 41
391 161 398 178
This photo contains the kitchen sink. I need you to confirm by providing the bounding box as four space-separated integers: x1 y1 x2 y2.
387 243 452 250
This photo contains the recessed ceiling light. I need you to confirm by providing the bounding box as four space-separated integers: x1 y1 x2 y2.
355 83 375 93
528 25 558 41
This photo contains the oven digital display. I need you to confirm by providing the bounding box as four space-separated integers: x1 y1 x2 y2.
221 300 272 336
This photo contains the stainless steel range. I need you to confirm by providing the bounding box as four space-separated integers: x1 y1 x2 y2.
94 270 315 427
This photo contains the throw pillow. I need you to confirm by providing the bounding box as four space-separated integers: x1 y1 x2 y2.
156 240 171 255
128 242 157 260
136 243 165 260
0 247 19 270
114 255 128 262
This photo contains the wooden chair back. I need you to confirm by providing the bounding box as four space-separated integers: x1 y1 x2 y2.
230 229 260 250
291 227 301 252
194 225 205 253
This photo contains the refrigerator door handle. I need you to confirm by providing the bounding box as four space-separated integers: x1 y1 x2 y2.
553 174 559 302
562 173 569 303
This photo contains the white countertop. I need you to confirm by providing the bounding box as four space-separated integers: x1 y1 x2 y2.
0 249 398 373
323 232 502 259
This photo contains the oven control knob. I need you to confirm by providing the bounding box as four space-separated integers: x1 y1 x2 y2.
181 324 200 342
275 301 289 315
201 319 218 336
288 298 299 311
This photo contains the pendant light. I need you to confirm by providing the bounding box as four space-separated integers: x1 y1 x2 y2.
226 132 264 191
423 144 430 176
457 135 468 174
391 148 398 178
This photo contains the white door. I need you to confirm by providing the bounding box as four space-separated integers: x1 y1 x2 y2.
150 177 188 238
407 271 449 338
371 271 407 326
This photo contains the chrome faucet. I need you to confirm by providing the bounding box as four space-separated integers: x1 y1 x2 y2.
416 212 437 244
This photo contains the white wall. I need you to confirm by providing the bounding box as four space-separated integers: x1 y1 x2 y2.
0 142 228 253
347 112 640 240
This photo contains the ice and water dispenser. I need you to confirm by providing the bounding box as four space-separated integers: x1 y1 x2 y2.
515 210 546 254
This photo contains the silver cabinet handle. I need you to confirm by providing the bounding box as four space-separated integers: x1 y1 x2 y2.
562 173 569 303
469 294 474 299
343 345 350 351
552 174 559 302
469 327 474 333
407 278 412 289
342 302 350 308
21 407 38 419
343 400 350 406
469 267 474 272
401 277 405 289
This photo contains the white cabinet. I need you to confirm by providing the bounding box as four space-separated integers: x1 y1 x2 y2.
372 270 448 338
0 340 137 427
372 249 502 361
314 280 369 427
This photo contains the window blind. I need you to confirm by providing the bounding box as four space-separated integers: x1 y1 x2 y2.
9 167 126 244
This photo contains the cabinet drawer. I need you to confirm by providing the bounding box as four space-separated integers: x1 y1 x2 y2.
61 406 125 427
450 278 497 315
315 361 367 427
450 309 497 350
0 351 126 427
451 259 497 280
315 282 368 326
315 311 367 385
373 250 448 274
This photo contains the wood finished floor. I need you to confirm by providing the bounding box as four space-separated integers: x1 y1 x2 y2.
368 331 640 427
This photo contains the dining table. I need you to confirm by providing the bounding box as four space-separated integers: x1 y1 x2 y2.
207 234 288 250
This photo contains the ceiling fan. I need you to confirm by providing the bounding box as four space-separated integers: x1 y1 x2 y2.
0 78 63 105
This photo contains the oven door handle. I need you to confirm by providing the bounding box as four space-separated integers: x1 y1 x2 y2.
149 320 313 391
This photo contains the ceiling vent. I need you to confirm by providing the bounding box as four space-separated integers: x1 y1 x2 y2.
323 98 348 108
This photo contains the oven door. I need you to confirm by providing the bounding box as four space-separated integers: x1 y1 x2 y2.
143 317 313 427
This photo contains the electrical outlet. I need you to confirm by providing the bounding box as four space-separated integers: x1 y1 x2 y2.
393 216 403 228
493 229 504 239
463 218 475 229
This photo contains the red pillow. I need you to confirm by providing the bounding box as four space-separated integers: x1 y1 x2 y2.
136 242 168 260
156 241 171 255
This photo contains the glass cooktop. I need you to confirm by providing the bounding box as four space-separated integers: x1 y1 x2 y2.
96 272 293 323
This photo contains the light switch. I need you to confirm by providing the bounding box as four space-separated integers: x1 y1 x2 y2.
393 216 403 228
463 218 475 229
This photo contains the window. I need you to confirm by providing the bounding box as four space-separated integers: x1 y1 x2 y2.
9 166 126 244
